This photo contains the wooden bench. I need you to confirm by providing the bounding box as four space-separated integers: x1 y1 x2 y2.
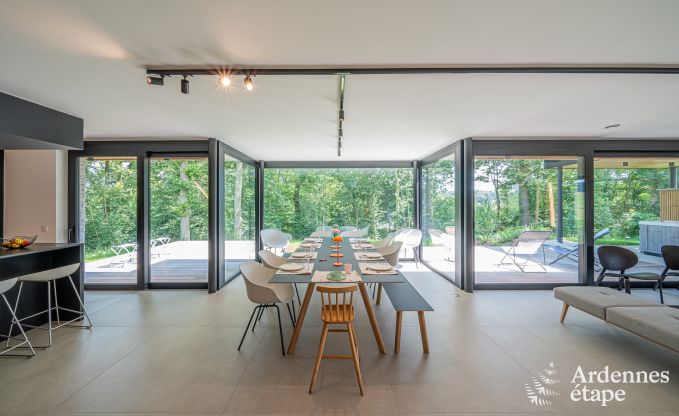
382 280 434 353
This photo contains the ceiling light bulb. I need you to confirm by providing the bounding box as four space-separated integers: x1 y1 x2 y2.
244 75 254 91
219 76 231 87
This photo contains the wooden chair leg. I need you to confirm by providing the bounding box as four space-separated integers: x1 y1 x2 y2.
348 323 364 396
376 284 382 305
560 303 569 323
394 311 403 354
309 323 329 394
417 311 429 353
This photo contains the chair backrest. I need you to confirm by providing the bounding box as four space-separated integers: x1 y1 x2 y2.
661 245 679 270
240 261 282 304
340 225 357 232
0 278 17 295
317 284 357 322
403 229 423 247
260 229 290 249
357 225 370 237
316 225 332 232
597 246 638 272
379 241 403 266
258 250 286 269
374 232 396 249
594 228 611 241
429 229 444 244
310 231 331 238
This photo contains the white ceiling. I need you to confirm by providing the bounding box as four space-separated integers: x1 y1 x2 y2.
1 0 679 160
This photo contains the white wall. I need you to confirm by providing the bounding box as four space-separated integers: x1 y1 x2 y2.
3 150 69 243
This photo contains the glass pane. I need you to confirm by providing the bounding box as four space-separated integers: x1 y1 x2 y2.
81 157 137 285
150 157 209 283
421 157 456 279
594 156 678 285
473 156 584 284
264 168 414 242
224 157 256 278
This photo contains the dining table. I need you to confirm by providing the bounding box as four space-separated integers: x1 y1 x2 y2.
270 236 406 354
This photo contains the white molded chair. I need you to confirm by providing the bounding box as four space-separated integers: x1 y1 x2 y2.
373 241 403 301
238 262 295 355
316 225 333 232
395 229 423 267
310 231 331 238
9 264 91 348
340 225 357 232
258 249 301 304
261 229 292 254
373 232 396 250
342 225 370 238
429 229 455 261
0 278 35 357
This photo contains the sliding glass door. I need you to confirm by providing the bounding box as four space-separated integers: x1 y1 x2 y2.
421 156 456 281
80 157 138 285
149 155 209 284
594 155 679 285
473 156 585 285
224 156 256 279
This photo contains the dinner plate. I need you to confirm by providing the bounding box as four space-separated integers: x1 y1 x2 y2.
280 263 304 271
368 264 392 271
291 252 311 258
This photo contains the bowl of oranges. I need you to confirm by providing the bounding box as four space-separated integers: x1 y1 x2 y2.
1 235 37 249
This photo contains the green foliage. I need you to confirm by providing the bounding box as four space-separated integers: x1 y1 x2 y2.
263 168 414 239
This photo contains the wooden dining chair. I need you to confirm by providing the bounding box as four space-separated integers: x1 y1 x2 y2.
309 284 364 396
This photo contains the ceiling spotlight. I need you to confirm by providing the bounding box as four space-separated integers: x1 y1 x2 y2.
219 75 231 87
244 75 254 91
181 75 189 94
146 75 164 86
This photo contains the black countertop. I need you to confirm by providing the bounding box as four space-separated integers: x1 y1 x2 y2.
0 242 82 259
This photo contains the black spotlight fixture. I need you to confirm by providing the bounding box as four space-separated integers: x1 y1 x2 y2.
146 75 164 86
181 75 190 94
244 75 254 91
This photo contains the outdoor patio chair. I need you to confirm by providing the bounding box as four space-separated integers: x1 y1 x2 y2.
315 225 332 232
548 228 610 267
596 245 665 303
260 229 292 255
499 231 551 272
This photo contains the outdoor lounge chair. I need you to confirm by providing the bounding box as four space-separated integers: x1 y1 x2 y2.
499 231 551 272
547 228 609 268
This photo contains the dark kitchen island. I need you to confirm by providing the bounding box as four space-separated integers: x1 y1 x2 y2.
0 243 84 340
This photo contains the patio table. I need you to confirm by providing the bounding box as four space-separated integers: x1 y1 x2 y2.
270 237 405 354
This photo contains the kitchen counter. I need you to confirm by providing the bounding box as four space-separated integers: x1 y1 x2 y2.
0 243 83 341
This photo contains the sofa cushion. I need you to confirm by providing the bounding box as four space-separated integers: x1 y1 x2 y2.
606 307 679 352
553 286 662 320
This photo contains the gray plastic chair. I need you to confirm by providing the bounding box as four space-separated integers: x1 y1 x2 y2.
258 249 301 304
238 262 295 355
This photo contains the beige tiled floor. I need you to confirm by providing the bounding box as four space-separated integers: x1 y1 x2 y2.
1 265 678 415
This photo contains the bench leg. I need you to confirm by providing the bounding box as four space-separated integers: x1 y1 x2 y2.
560 303 569 323
417 311 429 353
394 311 403 354
376 284 382 305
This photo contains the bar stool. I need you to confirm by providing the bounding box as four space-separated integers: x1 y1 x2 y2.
0 278 35 357
8 264 91 348
309 284 364 396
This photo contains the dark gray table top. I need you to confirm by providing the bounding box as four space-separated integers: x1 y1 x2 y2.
0 242 82 259
270 237 405 284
